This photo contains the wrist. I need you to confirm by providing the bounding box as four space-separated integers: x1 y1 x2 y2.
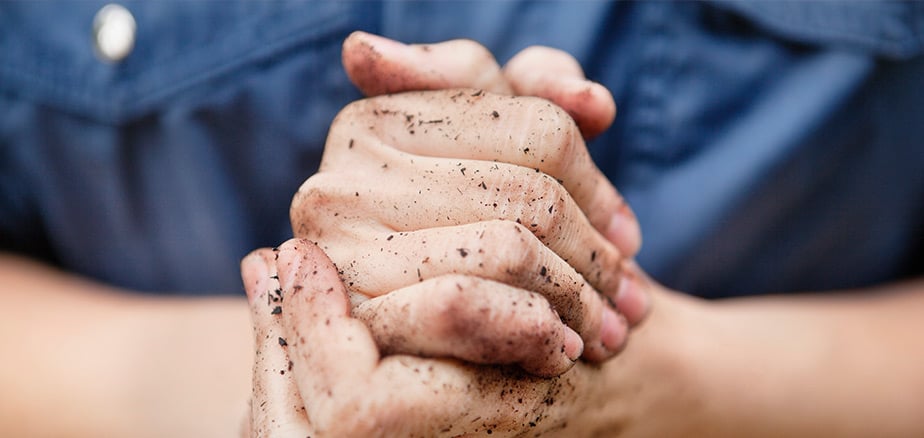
121 297 253 438
570 285 716 436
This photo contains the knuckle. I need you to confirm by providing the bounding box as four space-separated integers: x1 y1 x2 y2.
428 274 488 336
328 99 367 136
450 39 503 90
539 105 580 177
290 175 328 213
512 45 580 71
289 174 339 238
513 173 569 242
324 99 379 162
432 274 480 304
518 44 552 58
517 45 567 65
522 304 561 341
480 220 539 282
453 38 496 65
513 97 581 178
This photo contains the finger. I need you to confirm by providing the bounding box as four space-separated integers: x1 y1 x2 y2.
504 46 616 139
351 274 583 377
295 154 646 328
275 239 384 434
323 89 641 259
275 239 463 436
613 260 652 325
273 240 581 436
342 31 512 96
342 33 614 144
308 219 628 360
241 249 311 437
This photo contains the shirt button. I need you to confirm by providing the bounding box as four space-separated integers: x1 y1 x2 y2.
93 4 136 63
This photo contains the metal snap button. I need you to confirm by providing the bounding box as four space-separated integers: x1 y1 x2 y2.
93 4 136 63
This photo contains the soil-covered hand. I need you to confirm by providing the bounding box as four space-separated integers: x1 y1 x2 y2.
342 31 619 141
291 86 647 365
242 241 609 438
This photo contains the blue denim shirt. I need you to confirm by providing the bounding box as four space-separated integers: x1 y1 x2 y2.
1 1 923 297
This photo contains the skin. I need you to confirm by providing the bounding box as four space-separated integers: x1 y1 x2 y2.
244 241 596 437
0 32 640 437
246 241 924 437
246 33 924 437
341 32 618 141
340 32 637 253
242 32 653 436
0 253 253 438
293 90 645 366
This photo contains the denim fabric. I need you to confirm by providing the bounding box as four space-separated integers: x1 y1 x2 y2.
1 1 922 297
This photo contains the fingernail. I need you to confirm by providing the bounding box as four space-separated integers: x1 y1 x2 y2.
600 306 628 352
604 207 642 257
563 326 584 361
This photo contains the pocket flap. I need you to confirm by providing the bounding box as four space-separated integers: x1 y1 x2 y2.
0 2 354 124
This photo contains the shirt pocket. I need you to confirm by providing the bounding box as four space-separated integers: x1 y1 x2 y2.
0 1 362 124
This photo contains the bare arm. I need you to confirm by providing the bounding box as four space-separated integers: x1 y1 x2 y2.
708 280 924 436
0 253 253 438
584 278 924 437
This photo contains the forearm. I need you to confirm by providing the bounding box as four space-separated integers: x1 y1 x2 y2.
0 254 253 438
701 280 924 436
592 280 924 437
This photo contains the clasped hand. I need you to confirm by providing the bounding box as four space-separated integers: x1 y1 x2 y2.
242 32 650 437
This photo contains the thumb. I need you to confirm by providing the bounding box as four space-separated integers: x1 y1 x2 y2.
275 239 383 435
503 46 616 139
241 248 311 437
342 31 512 96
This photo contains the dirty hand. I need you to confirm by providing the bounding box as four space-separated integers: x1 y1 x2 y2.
243 240 613 438
343 31 649 325
283 33 650 369
342 31 618 141
340 32 642 256
292 84 652 369
244 35 657 437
